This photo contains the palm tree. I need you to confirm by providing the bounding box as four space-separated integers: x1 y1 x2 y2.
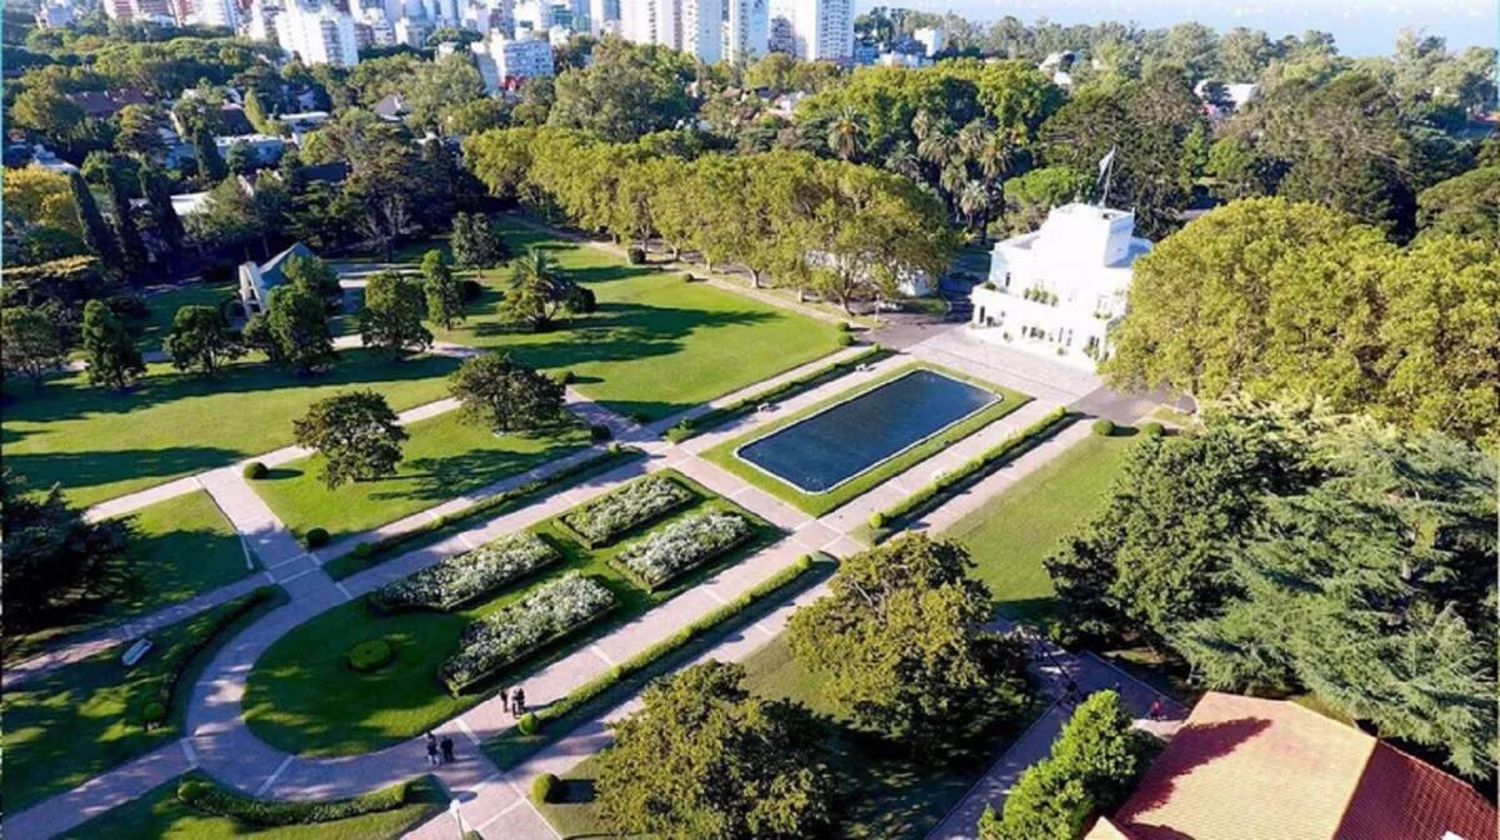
507 247 567 330
827 106 864 162
916 120 959 168
959 181 994 241
957 119 988 161
884 140 922 182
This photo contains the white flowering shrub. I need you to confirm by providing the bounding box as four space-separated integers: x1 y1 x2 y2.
615 512 754 590
440 573 616 693
561 474 694 547
370 532 561 613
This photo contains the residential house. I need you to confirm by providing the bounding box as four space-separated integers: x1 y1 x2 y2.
66 89 153 120
239 241 318 313
1086 692 1498 840
969 202 1151 370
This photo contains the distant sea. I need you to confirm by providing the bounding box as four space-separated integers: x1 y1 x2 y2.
865 0 1500 58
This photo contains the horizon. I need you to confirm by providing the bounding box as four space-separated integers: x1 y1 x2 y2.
858 0 1500 58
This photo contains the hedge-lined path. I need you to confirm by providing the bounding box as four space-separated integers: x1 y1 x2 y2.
16 347 865 692
0 741 199 840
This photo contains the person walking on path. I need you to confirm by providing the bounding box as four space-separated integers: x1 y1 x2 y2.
499 686 510 714
1149 699 1164 721
426 732 440 766
440 736 456 763
512 687 526 717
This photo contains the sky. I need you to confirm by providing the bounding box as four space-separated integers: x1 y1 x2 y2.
859 0 1500 57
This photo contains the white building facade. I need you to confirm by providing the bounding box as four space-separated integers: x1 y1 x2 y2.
768 0 850 63
619 0 723 63
724 0 768 61
277 1 360 66
969 203 1152 370
472 29 555 92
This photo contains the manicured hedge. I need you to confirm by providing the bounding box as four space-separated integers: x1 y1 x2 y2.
176 775 417 826
347 639 395 672
663 346 884 443
559 474 694 548
440 574 617 694
875 408 1072 533
146 587 277 727
369 532 561 613
613 511 754 590
532 773 559 803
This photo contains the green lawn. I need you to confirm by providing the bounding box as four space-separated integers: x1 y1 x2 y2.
252 411 591 543
2 590 280 811
243 472 780 757
4 489 253 667
944 431 1140 623
136 282 240 355
424 220 845 421
702 363 1031 516
540 634 1032 839
3 352 461 507
60 775 443 840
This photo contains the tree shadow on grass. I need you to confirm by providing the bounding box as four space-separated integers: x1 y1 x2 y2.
2 446 244 506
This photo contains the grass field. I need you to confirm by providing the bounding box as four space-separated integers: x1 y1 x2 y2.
424 220 845 421
3 352 462 507
2 590 280 811
4 490 253 667
60 775 443 840
539 634 1033 839
242 472 781 757
701 363 1030 516
943 431 1141 623
135 282 240 355
252 411 591 543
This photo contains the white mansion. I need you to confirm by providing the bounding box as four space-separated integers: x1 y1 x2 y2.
969 203 1152 370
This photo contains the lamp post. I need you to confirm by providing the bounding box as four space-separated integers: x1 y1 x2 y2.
449 798 467 838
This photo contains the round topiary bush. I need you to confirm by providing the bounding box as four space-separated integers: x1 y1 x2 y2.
590 424 612 442
532 772 559 804
837 320 853 332
837 333 855 347
517 712 540 735
868 512 886 529
626 247 646 265
1141 421 1165 437
243 461 268 480
142 700 167 728
1092 418 1115 437
553 369 577 386
305 527 331 548
347 639 395 673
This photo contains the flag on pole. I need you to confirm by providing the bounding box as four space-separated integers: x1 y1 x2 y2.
1097 146 1117 177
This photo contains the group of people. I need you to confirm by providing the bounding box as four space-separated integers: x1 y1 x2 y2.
423 684 529 767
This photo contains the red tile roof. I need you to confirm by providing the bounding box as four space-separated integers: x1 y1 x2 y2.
1088 692 1497 840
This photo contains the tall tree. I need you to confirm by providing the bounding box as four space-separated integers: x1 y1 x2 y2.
164 304 244 377
80 298 145 390
502 247 591 331
421 249 464 330
448 351 564 433
595 661 832 840
359 270 433 357
786 534 1030 749
1 306 70 392
91 152 149 279
192 123 226 183
67 170 119 266
449 211 510 271
139 163 184 269
264 284 335 375
293 390 408 488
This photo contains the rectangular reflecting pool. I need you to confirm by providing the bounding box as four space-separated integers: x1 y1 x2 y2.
736 369 998 494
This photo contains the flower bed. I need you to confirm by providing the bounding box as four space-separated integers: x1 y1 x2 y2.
369 532 561 612
559 474 694 548
440 573 617 694
613 511 754 590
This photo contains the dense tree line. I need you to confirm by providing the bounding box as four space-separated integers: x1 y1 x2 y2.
1045 400 1497 777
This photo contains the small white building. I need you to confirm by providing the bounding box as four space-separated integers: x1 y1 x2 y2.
215 134 286 166
239 241 318 314
969 203 1151 369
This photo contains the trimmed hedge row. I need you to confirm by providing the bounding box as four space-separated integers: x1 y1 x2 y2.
559 474 694 548
338 447 639 575
176 775 418 826
369 531 561 613
521 553 821 737
612 511 754 591
440 573 617 695
664 346 885 443
146 587 277 728
874 407 1072 535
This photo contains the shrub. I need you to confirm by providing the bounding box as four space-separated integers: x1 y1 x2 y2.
868 512 886 529
354 543 373 558
560 474 694 548
460 278 483 301
371 531 561 612
440 574 617 694
519 712 541 736
146 588 275 727
141 700 167 728
589 424 612 442
305 527 330 548
837 321 853 332
837 333 855 347
243 461 268 480
1141 421 1165 437
176 776 414 826
1092 418 1115 437
683 273 698 282
553 369 577 386
614 512 754 590
347 639 395 672
626 246 646 265
532 772 558 803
